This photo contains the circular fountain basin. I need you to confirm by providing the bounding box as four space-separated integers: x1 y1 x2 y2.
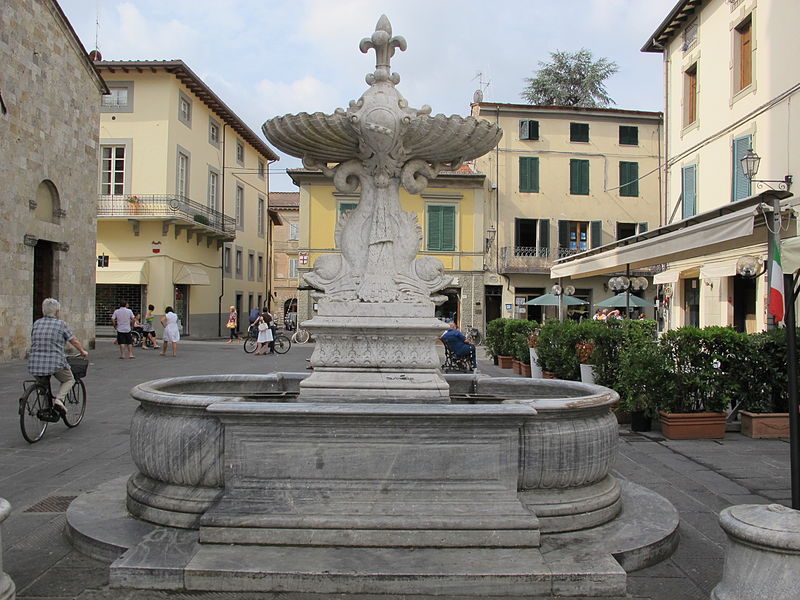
128 373 619 534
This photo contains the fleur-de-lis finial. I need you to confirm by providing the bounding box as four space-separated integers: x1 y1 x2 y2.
359 15 407 85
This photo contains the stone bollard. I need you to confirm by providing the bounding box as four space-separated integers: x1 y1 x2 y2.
0 497 15 600
712 503 800 600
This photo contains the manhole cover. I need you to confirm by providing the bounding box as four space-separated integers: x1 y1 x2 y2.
24 495 77 513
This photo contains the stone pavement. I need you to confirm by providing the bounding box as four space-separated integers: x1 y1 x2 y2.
0 339 793 599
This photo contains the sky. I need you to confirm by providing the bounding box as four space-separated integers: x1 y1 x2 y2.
58 0 678 191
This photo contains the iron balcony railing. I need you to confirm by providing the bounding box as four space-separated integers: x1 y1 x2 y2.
97 194 236 235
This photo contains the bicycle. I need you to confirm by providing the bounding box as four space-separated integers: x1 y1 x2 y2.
466 326 482 346
19 355 88 443
243 326 291 355
130 328 156 349
291 328 311 344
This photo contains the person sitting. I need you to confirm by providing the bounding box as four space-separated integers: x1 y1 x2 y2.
440 322 477 371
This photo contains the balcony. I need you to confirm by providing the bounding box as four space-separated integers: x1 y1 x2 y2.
97 194 236 242
500 246 577 274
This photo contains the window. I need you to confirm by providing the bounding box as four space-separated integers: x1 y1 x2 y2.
100 146 126 195
289 222 299 240
178 92 192 127
619 126 638 146
684 64 698 126
339 202 358 216
224 246 232 276
258 160 265 178
288 258 299 279
681 165 697 219
570 123 589 142
683 19 698 52
427 205 456 251
209 119 220 146
236 140 244 164
177 151 189 198
569 159 590 195
735 17 752 92
235 249 243 278
558 220 602 255
732 135 752 201
519 120 539 140
514 218 550 256
101 82 133 112
616 222 648 240
257 197 265 237
619 161 639 197
235 185 244 230
257 255 264 281
519 157 539 193
208 170 219 211
248 252 255 281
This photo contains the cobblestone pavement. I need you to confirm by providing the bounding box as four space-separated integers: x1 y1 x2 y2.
0 339 792 599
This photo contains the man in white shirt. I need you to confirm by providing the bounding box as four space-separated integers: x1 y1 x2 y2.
112 301 136 359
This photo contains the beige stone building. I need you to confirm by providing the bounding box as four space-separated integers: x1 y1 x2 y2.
268 192 300 326
553 0 800 333
0 0 107 361
94 60 279 338
472 103 662 324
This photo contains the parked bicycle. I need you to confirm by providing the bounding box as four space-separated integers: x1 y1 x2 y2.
243 326 291 355
291 328 311 344
19 355 88 443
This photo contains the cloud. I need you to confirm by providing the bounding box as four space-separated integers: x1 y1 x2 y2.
102 2 199 60
255 76 341 119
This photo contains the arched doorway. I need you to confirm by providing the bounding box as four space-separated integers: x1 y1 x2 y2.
32 240 56 321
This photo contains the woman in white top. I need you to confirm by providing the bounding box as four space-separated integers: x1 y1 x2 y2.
160 306 181 357
254 311 274 356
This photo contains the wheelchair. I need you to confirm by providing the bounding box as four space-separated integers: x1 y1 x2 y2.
441 340 473 373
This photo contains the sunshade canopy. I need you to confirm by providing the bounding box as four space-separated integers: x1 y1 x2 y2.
595 293 655 308
525 293 588 306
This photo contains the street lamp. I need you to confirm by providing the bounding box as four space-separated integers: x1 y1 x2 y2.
485 225 497 252
735 255 766 279
608 275 649 317
740 147 793 191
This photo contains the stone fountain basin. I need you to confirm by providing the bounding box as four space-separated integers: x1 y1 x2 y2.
127 373 620 540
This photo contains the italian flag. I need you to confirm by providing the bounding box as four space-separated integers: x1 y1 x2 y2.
769 239 785 324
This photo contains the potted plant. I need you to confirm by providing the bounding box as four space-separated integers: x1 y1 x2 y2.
127 195 141 215
658 327 736 440
484 318 506 366
617 334 673 432
575 340 596 384
536 319 581 380
505 319 535 375
739 329 791 438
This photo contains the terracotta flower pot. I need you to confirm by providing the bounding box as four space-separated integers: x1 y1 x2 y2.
542 371 557 379
740 411 789 439
659 410 726 440
497 355 513 369
512 359 522 374
521 363 532 377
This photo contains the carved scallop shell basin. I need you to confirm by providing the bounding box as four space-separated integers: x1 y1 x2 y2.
127 372 621 537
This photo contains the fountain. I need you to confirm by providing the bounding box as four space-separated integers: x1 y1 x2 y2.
66 17 678 597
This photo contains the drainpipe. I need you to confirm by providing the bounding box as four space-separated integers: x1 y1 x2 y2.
217 123 228 338
265 158 278 312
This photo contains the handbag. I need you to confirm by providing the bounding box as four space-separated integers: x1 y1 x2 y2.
226 321 235 329
258 322 269 332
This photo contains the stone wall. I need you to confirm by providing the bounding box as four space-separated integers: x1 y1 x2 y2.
0 0 104 361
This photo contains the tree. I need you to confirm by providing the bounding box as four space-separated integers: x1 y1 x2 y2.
521 49 619 108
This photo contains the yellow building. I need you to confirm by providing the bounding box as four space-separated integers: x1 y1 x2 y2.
290 166 490 331
94 60 279 337
269 191 300 325
472 103 662 322
553 0 800 333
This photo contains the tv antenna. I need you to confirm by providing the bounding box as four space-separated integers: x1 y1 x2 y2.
472 71 491 103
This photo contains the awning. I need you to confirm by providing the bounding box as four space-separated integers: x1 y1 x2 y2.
96 261 148 285
173 264 211 285
551 205 760 279
699 259 743 279
653 269 681 285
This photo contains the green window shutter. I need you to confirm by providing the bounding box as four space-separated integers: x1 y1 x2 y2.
682 165 697 219
619 161 639 197
619 126 638 145
732 135 752 201
427 205 455 251
558 220 569 251
339 202 358 216
590 221 602 248
519 157 539 192
538 219 550 256
519 120 540 140
570 123 589 142
570 159 589 195
638 222 648 234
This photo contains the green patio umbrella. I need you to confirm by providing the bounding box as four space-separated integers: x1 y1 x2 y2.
595 292 655 308
525 293 588 306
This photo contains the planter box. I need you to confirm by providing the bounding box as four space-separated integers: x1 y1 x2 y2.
497 355 513 369
659 410 726 440
529 348 542 378
512 359 522 374
542 371 557 379
520 363 531 378
740 411 790 439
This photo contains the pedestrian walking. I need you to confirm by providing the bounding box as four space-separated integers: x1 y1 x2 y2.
226 306 239 343
160 306 180 357
112 301 135 359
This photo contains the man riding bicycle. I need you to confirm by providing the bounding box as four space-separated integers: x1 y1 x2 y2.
28 298 88 416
